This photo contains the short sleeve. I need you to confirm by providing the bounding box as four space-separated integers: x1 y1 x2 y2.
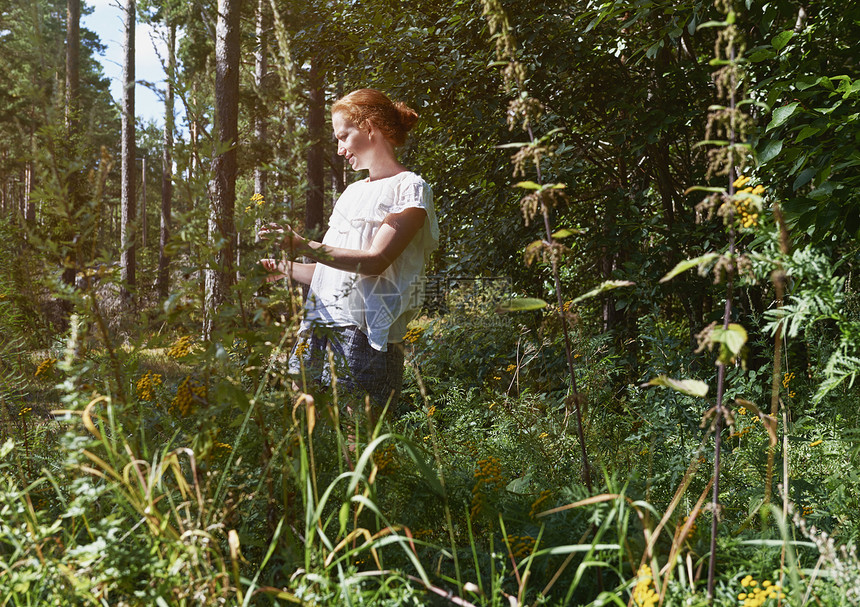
383 174 440 244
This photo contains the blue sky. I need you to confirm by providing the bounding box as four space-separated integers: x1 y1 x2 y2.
82 0 171 127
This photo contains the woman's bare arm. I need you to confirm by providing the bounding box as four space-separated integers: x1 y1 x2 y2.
259 260 317 285
260 207 426 276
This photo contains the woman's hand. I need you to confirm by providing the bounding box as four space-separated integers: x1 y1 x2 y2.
258 258 317 285
259 258 287 282
258 222 307 253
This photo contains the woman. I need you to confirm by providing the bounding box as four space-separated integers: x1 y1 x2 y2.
259 89 438 410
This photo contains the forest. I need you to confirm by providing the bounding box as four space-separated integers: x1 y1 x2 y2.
0 0 859 604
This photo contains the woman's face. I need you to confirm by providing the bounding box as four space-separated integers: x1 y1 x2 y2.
333 112 374 172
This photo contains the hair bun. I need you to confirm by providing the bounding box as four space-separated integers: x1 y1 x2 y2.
395 101 419 132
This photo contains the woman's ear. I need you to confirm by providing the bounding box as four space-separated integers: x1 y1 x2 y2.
365 120 377 141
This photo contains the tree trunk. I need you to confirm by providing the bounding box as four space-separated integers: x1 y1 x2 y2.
253 0 269 210
157 21 175 300
120 0 136 299
65 0 79 131
305 57 325 236
62 0 81 291
204 0 240 339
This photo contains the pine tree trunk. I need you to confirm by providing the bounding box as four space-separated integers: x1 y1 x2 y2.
120 0 136 299
253 0 269 209
157 21 175 300
204 0 240 339
62 0 81 291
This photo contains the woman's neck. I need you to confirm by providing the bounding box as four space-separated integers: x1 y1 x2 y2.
367 158 407 182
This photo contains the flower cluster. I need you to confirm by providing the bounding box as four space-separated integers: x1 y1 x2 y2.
730 426 752 439
18 406 32 417
167 336 194 359
504 534 536 560
473 456 505 493
214 442 232 457
244 192 265 213
135 372 163 401
403 326 424 344
471 456 505 518
783 372 796 398
169 376 206 416
802 505 814 517
737 576 784 606
411 528 433 541
426 405 436 417
679 514 698 539
529 489 552 520
505 363 517 372
633 564 658 607
373 444 398 474
294 339 309 358
731 175 766 228
34 357 57 378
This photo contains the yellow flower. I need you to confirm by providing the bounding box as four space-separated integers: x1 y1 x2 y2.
169 376 206 416
167 335 194 359
809 439 822 447
530 489 552 519
403 326 424 344
372 444 398 473
427 405 436 417
506 363 517 372
733 175 751 188
251 192 265 205
633 564 658 607
34 357 57 378
136 372 163 401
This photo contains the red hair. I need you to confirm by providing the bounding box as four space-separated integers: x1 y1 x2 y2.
332 89 418 147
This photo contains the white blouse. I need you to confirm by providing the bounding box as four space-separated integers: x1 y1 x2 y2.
300 171 439 351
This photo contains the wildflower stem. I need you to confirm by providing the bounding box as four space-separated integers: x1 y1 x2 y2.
708 38 738 601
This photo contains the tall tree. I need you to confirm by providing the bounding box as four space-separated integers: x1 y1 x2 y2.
204 0 239 338
157 18 175 299
120 0 136 298
253 0 269 204
62 0 81 290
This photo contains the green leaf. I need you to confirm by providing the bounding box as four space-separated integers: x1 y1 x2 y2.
400 440 445 496
647 375 709 398
795 125 821 144
793 167 816 190
772 30 794 52
659 253 719 283
767 102 801 131
571 280 635 304
697 19 729 29
551 228 582 239
506 471 533 494
513 181 541 190
711 323 748 364
338 502 349 534
757 139 783 163
684 186 727 194
496 297 548 313
747 48 776 62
